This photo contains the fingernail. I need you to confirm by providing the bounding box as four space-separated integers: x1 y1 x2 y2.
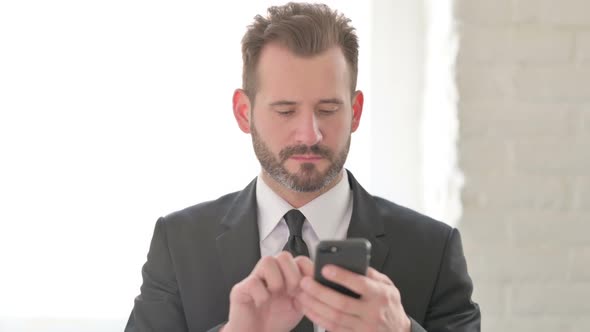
323 266 335 277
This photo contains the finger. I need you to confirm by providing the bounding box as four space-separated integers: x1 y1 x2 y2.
299 276 362 316
297 291 358 332
321 264 376 297
275 251 302 295
231 276 270 308
253 256 284 293
294 255 314 277
367 267 393 285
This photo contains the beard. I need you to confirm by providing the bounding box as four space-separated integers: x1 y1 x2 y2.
251 124 350 193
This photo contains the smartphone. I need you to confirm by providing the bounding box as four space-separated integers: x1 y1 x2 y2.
314 238 371 298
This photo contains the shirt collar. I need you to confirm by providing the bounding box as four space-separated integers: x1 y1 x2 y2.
256 176 293 242
256 171 352 242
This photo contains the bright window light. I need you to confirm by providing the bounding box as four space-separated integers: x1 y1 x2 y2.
0 1 375 330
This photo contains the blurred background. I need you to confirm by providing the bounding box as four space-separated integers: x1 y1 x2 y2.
0 0 588 331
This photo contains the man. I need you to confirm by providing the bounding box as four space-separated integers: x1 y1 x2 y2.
125 2 480 331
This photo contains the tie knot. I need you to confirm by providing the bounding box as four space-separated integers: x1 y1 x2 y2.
284 209 306 237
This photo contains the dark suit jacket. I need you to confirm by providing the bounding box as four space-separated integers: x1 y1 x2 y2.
125 171 480 331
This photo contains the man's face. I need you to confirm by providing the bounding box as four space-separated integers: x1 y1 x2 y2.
248 43 362 192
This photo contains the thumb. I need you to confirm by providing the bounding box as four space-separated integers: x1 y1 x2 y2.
294 256 314 277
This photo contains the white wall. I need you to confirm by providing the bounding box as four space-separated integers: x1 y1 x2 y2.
422 0 463 226
369 0 425 214
456 0 590 330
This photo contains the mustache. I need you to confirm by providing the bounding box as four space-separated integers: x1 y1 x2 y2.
279 144 333 162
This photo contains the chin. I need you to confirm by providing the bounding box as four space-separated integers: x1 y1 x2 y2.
293 164 324 177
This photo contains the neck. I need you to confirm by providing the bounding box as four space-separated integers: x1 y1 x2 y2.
260 170 345 208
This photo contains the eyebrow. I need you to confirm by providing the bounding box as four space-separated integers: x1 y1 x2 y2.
269 100 297 107
268 98 344 107
318 98 344 105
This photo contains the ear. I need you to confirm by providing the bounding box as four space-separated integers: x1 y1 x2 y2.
233 89 252 133
351 90 364 132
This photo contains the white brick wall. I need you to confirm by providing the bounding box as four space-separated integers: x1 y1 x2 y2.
456 0 512 24
459 26 575 65
459 102 577 138
513 0 590 26
577 31 590 63
574 177 590 211
569 247 590 281
509 211 590 247
455 0 590 330
513 66 590 102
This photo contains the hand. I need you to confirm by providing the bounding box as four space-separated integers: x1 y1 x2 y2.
223 252 305 332
295 259 411 332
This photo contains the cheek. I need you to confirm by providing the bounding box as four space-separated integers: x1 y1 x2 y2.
255 118 289 147
322 118 351 142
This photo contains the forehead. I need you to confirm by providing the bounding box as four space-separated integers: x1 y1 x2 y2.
255 43 351 102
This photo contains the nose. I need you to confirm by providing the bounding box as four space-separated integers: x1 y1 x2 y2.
294 111 323 146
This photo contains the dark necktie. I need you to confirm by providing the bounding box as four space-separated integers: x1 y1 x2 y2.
282 209 314 332
283 209 310 257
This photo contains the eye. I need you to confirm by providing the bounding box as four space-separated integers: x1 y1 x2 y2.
276 110 295 116
316 103 340 115
318 109 337 115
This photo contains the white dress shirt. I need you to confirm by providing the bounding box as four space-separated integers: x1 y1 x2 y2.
256 171 353 332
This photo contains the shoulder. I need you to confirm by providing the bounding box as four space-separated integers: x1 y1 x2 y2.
373 195 454 246
154 189 243 236
172 191 240 221
374 196 451 232
346 170 454 245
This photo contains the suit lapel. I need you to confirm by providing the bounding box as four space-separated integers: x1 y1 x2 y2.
215 172 392 288
216 178 261 290
345 171 390 272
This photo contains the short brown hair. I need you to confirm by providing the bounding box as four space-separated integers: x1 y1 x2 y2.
241 2 359 102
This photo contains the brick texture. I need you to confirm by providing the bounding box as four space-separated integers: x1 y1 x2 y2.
458 25 574 65
513 0 590 25
455 0 512 25
568 247 590 281
455 0 590 330
575 31 590 63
